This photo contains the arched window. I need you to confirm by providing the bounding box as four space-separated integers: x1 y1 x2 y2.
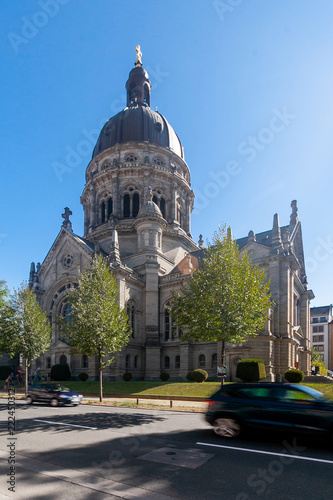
126 301 136 338
164 308 170 341
164 302 182 341
124 194 130 217
212 353 217 369
152 190 167 219
60 355 67 365
82 355 88 369
175 355 180 369
164 356 170 369
46 357 51 369
133 193 140 217
134 355 138 369
101 201 106 223
177 202 182 227
199 354 206 368
64 304 72 323
160 198 166 218
126 354 130 370
123 188 140 218
107 198 113 218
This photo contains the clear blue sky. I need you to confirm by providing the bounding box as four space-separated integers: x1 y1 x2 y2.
1 0 332 306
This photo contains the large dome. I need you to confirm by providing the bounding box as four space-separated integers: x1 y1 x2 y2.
92 58 183 160
92 106 183 159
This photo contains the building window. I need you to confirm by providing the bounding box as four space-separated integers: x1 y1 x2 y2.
313 335 324 342
199 354 206 368
46 357 51 369
164 356 170 369
212 353 217 369
126 301 136 338
152 190 167 218
318 326 324 332
107 198 113 218
320 317 327 323
126 354 130 370
60 355 67 365
315 345 324 352
101 201 106 223
126 154 137 162
64 304 72 323
313 326 318 333
175 355 180 369
312 317 319 324
82 355 88 369
164 302 182 341
123 188 140 217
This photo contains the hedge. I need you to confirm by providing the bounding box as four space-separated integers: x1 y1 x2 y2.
236 358 266 382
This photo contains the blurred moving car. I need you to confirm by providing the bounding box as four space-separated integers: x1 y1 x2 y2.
26 383 83 407
206 383 333 441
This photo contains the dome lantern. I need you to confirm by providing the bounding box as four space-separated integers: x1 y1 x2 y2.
126 45 151 107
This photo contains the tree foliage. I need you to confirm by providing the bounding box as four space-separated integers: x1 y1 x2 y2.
64 255 130 401
170 227 272 376
0 283 51 394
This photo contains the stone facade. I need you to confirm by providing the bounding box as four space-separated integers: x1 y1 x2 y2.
24 55 313 382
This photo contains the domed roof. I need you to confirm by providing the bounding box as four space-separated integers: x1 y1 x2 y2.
92 106 183 159
92 53 183 160
137 199 163 219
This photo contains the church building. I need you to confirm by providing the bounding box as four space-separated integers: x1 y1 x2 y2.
28 48 314 381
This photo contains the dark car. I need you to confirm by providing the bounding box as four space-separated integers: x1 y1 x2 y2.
206 383 333 441
26 383 83 407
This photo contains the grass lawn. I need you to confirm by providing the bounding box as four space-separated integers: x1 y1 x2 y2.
2 380 333 399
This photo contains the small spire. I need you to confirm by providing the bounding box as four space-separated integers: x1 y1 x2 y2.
227 226 233 240
290 200 299 227
135 45 142 67
146 185 153 202
271 213 282 248
198 234 204 248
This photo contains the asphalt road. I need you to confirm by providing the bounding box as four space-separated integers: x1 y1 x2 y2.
1 399 333 500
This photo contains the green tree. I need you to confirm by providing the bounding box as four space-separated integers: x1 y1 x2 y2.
0 284 51 394
65 255 130 402
311 346 323 364
170 226 272 384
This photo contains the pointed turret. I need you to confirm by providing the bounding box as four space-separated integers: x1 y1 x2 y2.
271 213 283 250
289 200 299 228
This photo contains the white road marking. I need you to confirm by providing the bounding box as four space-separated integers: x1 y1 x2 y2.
196 442 333 464
34 419 97 430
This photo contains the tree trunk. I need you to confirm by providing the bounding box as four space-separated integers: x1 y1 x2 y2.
99 350 103 403
24 358 28 396
220 340 225 387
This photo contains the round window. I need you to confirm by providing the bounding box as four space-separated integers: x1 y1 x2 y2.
63 253 73 269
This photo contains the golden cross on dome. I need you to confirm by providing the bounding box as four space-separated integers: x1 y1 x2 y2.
135 45 142 66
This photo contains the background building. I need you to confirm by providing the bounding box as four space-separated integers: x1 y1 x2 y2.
310 305 333 370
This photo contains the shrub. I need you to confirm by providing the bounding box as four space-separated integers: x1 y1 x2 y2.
284 369 304 383
236 358 266 382
191 369 208 383
0 366 12 380
313 362 327 376
186 371 194 382
160 372 170 381
78 372 89 381
50 363 71 381
123 372 132 382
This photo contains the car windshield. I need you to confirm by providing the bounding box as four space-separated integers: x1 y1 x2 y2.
292 385 325 400
50 384 70 392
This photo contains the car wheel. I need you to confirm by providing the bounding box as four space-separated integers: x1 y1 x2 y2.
213 418 241 438
50 398 59 407
26 396 33 405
